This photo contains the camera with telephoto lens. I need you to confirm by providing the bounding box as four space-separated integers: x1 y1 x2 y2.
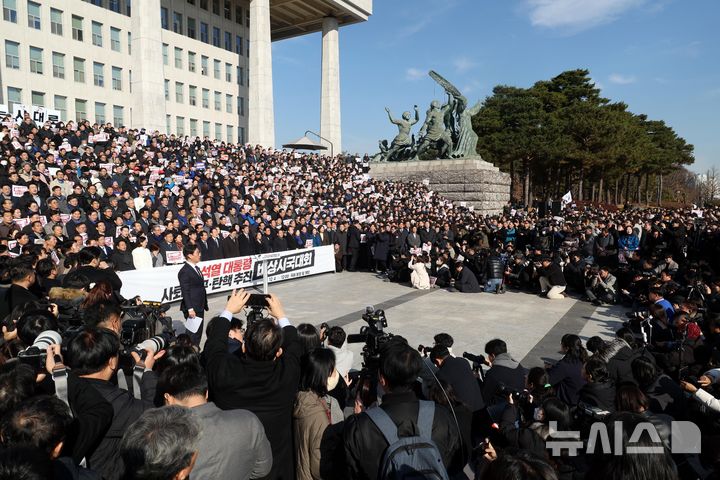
17 330 63 373
463 351 487 366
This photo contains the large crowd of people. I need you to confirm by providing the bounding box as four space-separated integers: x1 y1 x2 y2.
2 115 720 479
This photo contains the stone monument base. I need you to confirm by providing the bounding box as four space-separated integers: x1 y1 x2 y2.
370 157 510 216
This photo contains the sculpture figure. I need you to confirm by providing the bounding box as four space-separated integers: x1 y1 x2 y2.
382 106 419 162
371 70 484 162
415 99 454 159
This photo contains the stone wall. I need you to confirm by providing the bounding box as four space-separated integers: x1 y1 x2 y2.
370 157 511 215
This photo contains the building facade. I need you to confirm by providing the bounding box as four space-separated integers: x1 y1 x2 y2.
0 0 371 150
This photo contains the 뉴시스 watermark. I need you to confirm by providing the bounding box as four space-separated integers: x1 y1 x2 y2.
545 420 702 456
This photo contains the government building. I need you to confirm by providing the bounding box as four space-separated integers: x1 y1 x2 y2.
0 0 372 152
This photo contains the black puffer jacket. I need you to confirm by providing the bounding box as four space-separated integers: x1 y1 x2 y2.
343 391 462 480
485 254 504 280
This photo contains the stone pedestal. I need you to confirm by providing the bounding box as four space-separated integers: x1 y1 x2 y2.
370 157 510 215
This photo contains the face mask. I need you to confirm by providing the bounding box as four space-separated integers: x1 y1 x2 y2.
327 369 340 392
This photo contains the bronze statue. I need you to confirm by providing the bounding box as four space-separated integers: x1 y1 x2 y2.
372 70 484 162
381 106 419 162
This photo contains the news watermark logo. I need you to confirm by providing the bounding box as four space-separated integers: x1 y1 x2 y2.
545 420 701 456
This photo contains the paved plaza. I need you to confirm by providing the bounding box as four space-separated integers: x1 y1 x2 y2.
167 271 628 370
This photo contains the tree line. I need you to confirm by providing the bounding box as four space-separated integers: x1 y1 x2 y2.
472 69 695 207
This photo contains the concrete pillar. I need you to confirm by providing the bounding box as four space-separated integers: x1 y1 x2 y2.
248 0 275 148
320 16 341 156
130 0 166 133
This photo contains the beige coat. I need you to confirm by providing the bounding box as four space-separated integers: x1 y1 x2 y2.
293 391 341 480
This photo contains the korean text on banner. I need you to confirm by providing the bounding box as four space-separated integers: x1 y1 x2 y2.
117 246 336 302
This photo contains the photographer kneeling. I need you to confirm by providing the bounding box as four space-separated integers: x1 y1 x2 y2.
585 266 617 306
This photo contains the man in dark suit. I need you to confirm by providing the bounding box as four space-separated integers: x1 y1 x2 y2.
206 228 223 260
347 221 362 271
0 264 40 319
178 244 208 346
221 230 240 259
198 231 211 260
237 224 255 257
72 248 123 293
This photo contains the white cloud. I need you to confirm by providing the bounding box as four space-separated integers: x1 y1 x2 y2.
608 73 637 85
453 56 477 74
526 0 646 31
405 68 426 81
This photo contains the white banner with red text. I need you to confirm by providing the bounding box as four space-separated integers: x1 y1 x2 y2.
117 246 335 302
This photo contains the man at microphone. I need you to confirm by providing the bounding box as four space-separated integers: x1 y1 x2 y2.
178 244 209 346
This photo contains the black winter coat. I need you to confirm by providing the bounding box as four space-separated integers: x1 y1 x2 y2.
577 381 616 413
547 358 586 406
343 391 462 480
437 356 485 412
485 255 504 280
204 316 303 480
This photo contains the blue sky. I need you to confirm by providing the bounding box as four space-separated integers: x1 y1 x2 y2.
271 0 719 173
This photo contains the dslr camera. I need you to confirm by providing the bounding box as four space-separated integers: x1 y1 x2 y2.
17 330 63 373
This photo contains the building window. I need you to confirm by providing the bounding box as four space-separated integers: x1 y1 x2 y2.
50 8 62 35
73 57 85 82
236 35 243 55
162 43 168 65
225 63 232 82
52 52 64 78
7 86 21 111
90 0 102 6
4 40 19 69
238 126 245 144
3 0 17 23
212 27 220 47
126 0 131 16
113 105 123 126
213 59 220 79
110 27 121 51
237 66 244 85
212 0 219 15
128 70 132 93
172 11 182 34
200 0 207 10
54 95 67 118
235 5 241 24
190 119 198 136
225 94 232 113
160 7 168 29
27 1 40 29
166 115 170 134
187 52 195 72
203 120 210 137
95 102 106 123
202 89 209 108
189 85 197 106
72 15 83 41
111 66 122 90
215 123 222 140
31 90 44 107
200 22 208 43
224 31 232 51
93 62 104 87
226 125 233 142
176 116 185 136
187 17 196 39
214 91 221 111
164 79 169 100
246 8 249 27
201 56 208 75
75 98 87 121
174 47 182 68
175 82 184 103
109 0 120 13
238 96 244 116
29 46 43 74
92 21 103 47
127 31 131 54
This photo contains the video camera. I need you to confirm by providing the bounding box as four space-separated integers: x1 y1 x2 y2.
119 300 174 370
244 293 271 326
347 306 392 371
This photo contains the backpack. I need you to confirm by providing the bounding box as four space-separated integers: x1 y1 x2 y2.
365 400 449 480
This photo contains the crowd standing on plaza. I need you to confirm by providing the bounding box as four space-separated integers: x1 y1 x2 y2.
2 115 720 479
